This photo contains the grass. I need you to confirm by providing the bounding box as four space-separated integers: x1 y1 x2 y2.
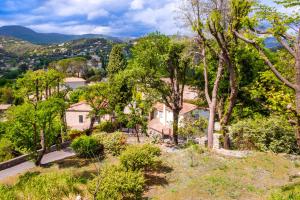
1 146 300 200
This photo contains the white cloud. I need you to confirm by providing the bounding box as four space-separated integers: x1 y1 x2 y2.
28 23 113 35
130 0 144 10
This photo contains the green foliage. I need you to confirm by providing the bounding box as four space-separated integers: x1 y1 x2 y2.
269 182 300 200
0 185 15 200
14 172 78 200
71 135 104 158
120 144 161 171
0 138 14 162
231 116 299 154
107 44 127 78
93 132 127 156
95 121 117 133
88 165 145 200
67 129 86 140
275 0 300 7
68 88 85 104
179 116 208 139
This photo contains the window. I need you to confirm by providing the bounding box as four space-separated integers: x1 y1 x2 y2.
159 111 163 119
79 115 84 123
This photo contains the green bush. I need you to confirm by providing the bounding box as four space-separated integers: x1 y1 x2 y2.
231 116 299 154
0 185 16 200
16 172 80 200
95 121 116 133
94 132 127 156
0 138 14 162
88 165 145 200
67 129 86 140
120 144 161 171
71 135 104 158
269 182 300 200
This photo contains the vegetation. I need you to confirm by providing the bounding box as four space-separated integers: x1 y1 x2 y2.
88 165 145 200
119 144 161 171
94 132 127 156
71 135 104 158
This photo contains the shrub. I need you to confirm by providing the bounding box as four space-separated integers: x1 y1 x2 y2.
95 121 116 133
0 185 15 200
94 132 127 156
119 144 161 171
269 182 300 200
71 135 104 158
0 138 14 162
14 172 80 200
231 115 299 154
67 129 86 140
88 165 145 200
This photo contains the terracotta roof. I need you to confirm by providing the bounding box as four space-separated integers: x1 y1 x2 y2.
153 102 164 112
67 101 92 112
180 102 198 114
64 77 86 83
0 104 11 110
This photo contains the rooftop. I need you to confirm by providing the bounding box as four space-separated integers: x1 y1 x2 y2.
64 77 86 83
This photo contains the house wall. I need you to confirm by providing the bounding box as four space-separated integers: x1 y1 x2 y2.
66 111 111 131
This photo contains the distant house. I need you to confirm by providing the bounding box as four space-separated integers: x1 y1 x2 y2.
66 101 110 131
64 77 86 90
0 104 11 112
148 102 209 137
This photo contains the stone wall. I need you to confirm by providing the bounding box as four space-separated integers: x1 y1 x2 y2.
0 142 70 171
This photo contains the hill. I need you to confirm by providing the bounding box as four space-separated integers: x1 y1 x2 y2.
0 25 122 44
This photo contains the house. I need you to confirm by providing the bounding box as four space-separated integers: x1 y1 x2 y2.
66 101 111 131
148 102 209 137
0 104 11 112
64 77 86 90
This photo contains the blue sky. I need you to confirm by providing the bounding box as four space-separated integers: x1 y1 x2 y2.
0 0 297 37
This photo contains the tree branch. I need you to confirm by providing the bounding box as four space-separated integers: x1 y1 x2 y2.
234 31 296 90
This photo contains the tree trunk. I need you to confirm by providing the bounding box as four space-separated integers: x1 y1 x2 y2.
35 129 46 166
207 102 216 148
86 116 96 136
295 41 300 147
135 125 140 143
172 110 179 145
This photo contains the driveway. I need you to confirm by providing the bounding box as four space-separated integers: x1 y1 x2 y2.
0 148 75 180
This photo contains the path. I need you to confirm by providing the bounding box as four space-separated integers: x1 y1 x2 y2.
0 148 75 180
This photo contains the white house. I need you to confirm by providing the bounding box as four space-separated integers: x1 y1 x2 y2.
64 77 86 90
66 101 110 131
148 102 209 137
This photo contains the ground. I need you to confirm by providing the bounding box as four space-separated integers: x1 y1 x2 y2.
1 145 300 200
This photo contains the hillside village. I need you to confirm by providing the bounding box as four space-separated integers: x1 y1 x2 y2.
0 0 299 199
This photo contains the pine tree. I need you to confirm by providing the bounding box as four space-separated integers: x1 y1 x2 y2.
275 0 300 7
107 44 127 78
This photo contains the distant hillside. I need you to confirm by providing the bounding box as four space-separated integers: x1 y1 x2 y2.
0 26 122 45
0 36 40 55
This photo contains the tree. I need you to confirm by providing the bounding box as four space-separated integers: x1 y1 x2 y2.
84 83 109 135
11 69 66 165
233 0 300 147
275 0 300 7
181 0 253 148
129 33 192 145
107 44 127 79
50 57 87 77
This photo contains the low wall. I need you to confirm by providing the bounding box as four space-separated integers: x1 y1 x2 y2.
0 141 70 171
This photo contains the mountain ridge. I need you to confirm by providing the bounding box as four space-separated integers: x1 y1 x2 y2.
0 25 122 45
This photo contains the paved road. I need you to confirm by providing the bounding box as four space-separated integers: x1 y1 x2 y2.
0 148 75 180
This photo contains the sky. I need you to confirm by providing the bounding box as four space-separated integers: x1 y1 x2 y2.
0 0 298 37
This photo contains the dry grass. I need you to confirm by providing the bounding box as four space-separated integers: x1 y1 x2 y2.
145 149 300 200
1 147 300 200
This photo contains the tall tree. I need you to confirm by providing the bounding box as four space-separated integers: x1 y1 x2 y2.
84 83 109 136
233 0 300 147
12 70 66 165
181 0 252 148
107 44 127 79
129 33 192 145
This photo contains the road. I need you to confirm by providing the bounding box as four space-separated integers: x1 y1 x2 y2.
0 148 75 180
